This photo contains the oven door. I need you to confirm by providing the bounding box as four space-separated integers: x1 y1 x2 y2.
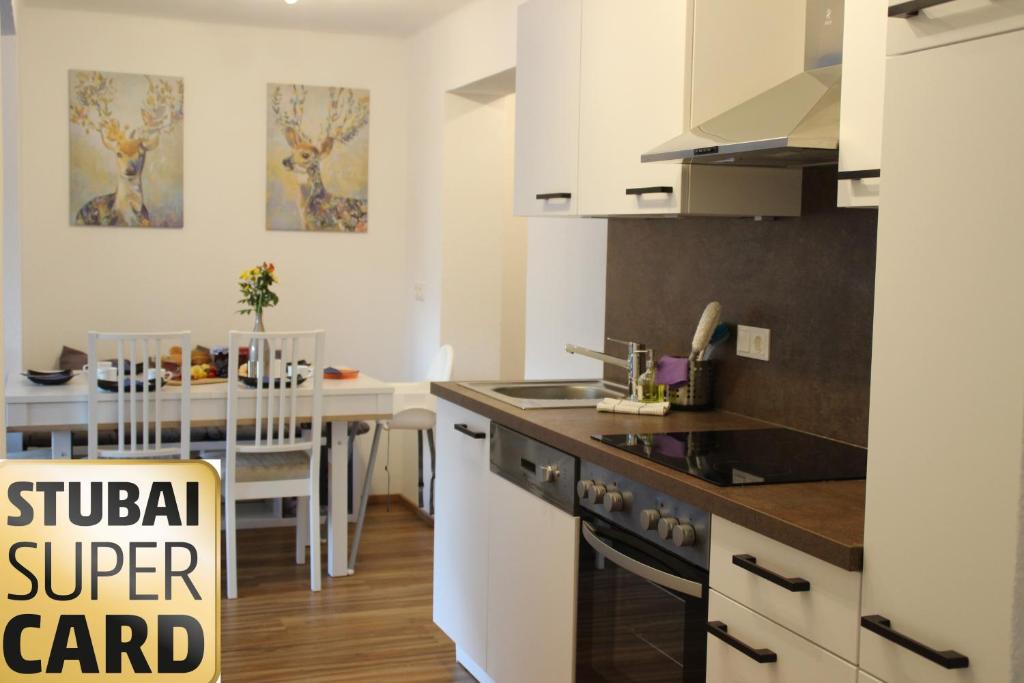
576 513 709 683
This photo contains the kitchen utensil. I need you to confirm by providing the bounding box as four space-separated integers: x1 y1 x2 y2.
699 323 732 361
689 301 721 362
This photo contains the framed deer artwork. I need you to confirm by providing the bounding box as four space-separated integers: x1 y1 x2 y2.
267 83 370 232
68 70 184 228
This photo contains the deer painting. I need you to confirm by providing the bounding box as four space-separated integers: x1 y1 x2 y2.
268 84 370 232
69 70 184 228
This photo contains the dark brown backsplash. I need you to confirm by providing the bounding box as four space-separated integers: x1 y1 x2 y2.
605 167 877 445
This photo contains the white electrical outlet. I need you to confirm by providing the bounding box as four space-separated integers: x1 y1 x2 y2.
414 282 425 302
737 325 771 361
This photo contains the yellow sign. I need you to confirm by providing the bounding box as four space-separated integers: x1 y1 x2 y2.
1 460 220 681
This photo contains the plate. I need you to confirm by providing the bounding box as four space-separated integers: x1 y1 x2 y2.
240 374 309 389
97 378 167 393
24 369 74 386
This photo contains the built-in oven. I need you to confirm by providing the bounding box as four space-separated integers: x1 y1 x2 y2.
575 461 710 683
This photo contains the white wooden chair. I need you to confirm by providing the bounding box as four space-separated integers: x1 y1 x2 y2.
224 330 325 599
87 331 192 459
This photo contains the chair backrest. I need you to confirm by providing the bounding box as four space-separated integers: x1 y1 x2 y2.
87 331 191 459
427 344 454 382
224 330 325 481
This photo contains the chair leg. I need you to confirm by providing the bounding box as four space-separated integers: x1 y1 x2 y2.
427 428 436 517
309 485 321 592
226 495 238 599
295 497 308 565
349 422 382 572
417 430 424 509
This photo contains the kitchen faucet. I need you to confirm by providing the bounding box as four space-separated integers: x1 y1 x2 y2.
565 338 651 402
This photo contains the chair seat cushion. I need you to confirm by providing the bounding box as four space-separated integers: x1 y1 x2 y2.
236 451 310 483
387 408 436 431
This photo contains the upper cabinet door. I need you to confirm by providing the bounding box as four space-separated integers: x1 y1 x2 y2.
513 0 581 217
577 0 689 216
837 0 887 208
887 0 1024 55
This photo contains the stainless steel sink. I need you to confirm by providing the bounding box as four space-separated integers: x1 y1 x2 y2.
460 379 626 409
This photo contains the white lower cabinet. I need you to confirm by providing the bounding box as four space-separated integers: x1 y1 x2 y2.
433 400 492 671
709 516 861 663
707 590 857 683
485 472 579 683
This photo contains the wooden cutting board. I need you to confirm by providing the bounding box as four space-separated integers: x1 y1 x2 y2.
166 377 227 386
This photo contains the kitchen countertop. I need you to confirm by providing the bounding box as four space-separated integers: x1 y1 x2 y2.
432 381 866 571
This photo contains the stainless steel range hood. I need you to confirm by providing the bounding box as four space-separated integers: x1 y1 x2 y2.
643 0 844 168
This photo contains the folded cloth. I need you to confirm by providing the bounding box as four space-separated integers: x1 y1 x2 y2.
596 398 671 416
655 355 689 386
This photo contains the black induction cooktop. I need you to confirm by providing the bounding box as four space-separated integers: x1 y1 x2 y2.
593 429 867 486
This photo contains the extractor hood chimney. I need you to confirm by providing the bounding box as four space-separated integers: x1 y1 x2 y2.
642 0 844 168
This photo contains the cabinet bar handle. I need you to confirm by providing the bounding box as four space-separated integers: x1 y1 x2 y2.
837 169 881 180
626 186 674 196
453 423 486 440
707 621 778 664
889 0 957 18
861 615 969 669
732 554 811 592
536 192 572 200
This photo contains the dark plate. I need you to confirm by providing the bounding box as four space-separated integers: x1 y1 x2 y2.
24 369 74 386
240 373 309 389
98 378 167 392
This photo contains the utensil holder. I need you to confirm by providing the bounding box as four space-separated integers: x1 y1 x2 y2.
668 360 713 410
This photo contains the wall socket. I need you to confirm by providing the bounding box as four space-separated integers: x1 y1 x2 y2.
737 325 771 361
414 282 425 302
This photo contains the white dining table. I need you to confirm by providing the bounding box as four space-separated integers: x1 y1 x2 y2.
4 372 394 578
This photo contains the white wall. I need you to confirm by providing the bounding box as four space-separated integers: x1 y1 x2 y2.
16 7 411 380
405 0 524 380
2 35 17 382
441 91 526 381
524 217 606 379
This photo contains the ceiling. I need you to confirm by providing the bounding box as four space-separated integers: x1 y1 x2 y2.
20 0 476 36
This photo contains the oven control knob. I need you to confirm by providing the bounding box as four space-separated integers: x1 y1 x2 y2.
576 480 594 500
589 483 608 504
657 517 679 540
603 490 625 512
639 509 661 530
671 522 697 548
541 465 560 483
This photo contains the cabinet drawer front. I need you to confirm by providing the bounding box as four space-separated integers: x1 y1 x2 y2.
887 0 1024 55
710 516 861 662
708 590 857 683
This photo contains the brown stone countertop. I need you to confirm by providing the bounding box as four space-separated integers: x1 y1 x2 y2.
432 381 866 572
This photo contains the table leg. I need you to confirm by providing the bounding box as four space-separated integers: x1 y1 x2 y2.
327 419 350 577
51 431 73 459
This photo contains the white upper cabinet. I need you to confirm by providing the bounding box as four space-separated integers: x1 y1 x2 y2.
515 0 802 218
576 0 688 216
837 0 887 207
513 0 581 217
886 0 1024 55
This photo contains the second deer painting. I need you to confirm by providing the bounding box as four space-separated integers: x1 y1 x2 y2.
267 83 370 233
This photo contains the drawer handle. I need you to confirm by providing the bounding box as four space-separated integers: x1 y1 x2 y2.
837 169 881 180
536 192 572 200
889 0 957 18
453 423 486 440
707 621 778 664
625 186 674 196
861 615 969 669
732 554 811 592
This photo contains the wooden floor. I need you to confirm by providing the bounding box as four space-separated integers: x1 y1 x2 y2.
221 501 475 682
